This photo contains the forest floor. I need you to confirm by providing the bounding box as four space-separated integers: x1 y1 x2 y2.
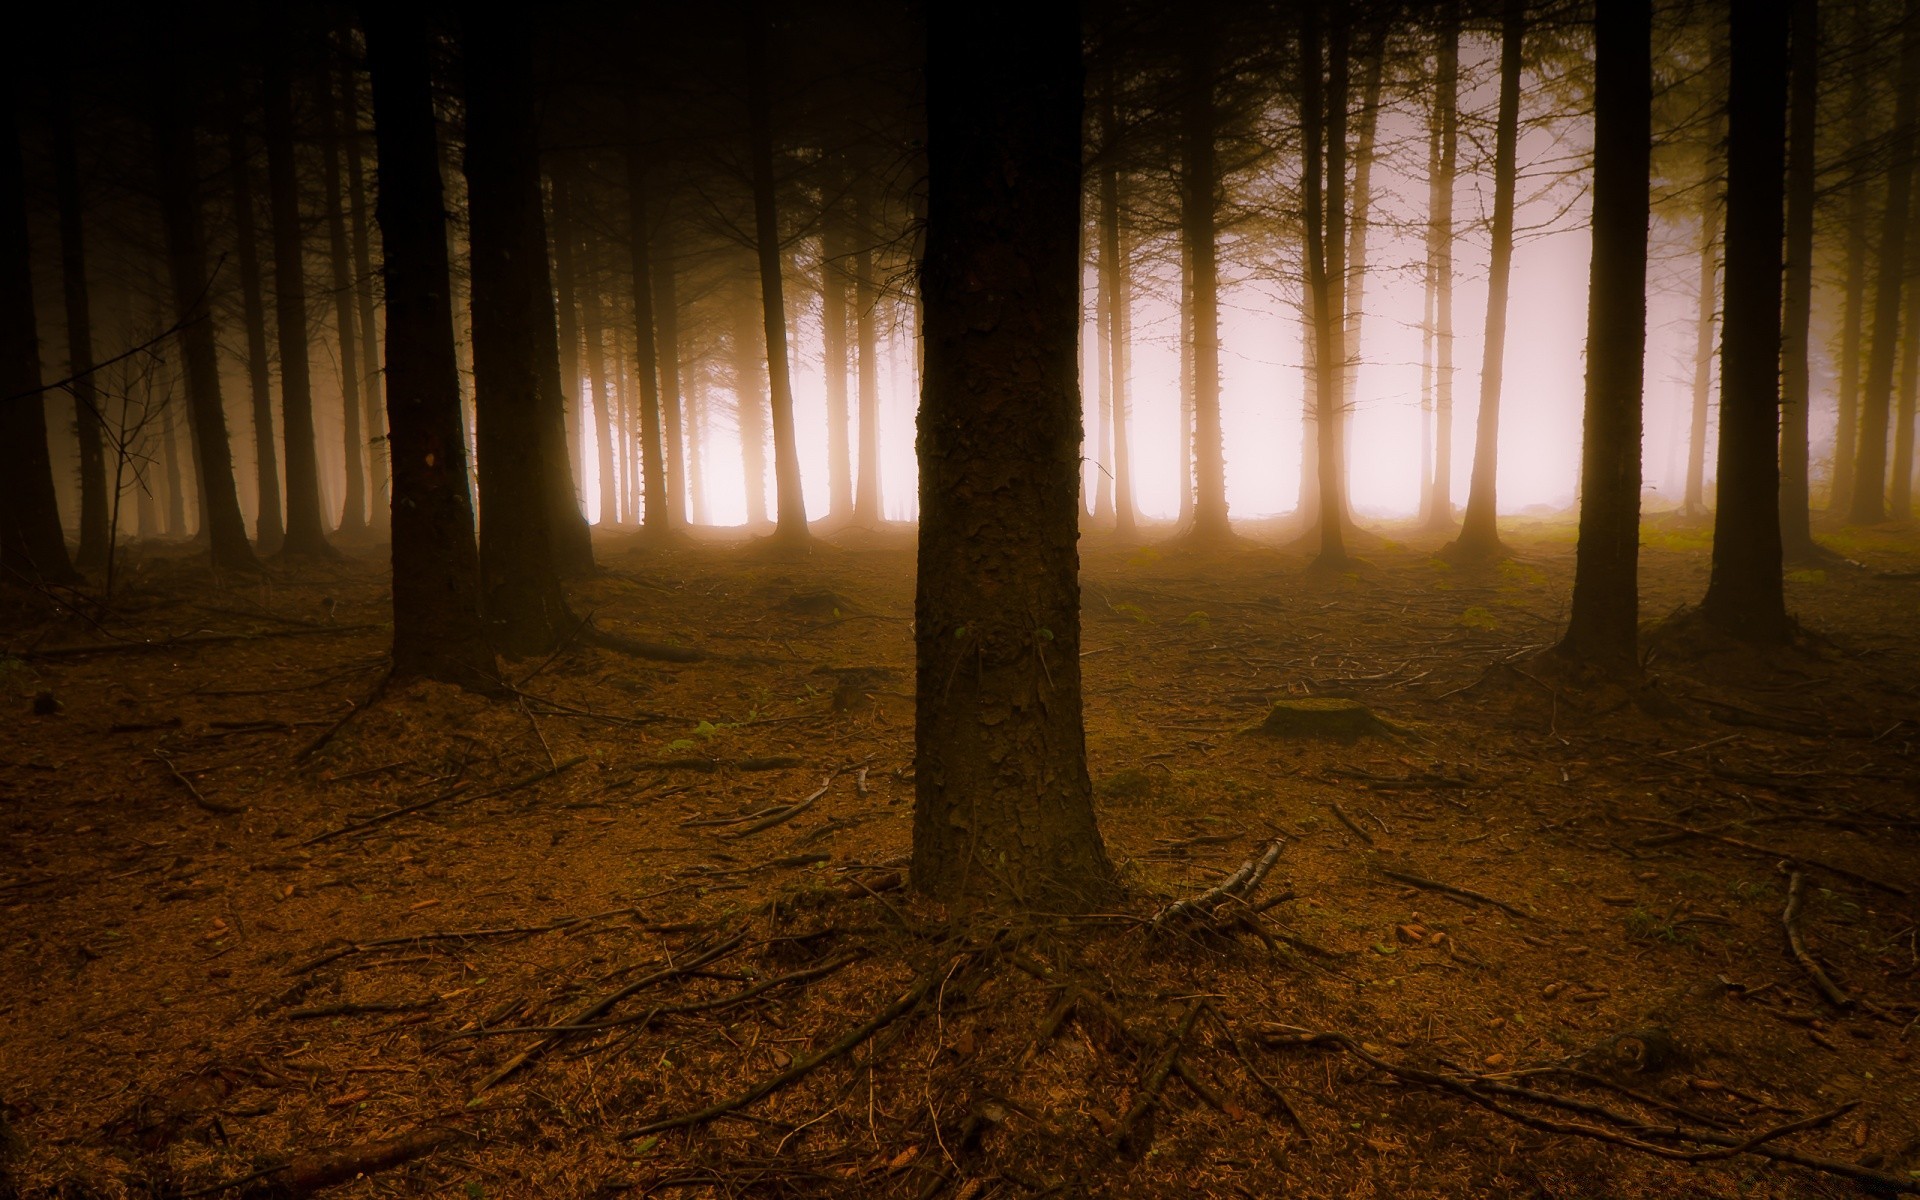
2 515 1919 1200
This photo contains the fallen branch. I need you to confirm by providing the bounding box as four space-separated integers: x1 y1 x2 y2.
727 778 831 839
290 907 637 974
1327 801 1375 846
622 958 950 1138
1374 865 1536 920
1110 1000 1204 1157
153 754 245 815
585 620 704 662
1150 838 1285 932
1619 817 1908 897
1782 870 1852 1009
178 1127 452 1197
17 624 379 661
300 756 586 845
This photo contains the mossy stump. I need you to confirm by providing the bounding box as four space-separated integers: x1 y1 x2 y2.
1245 697 1395 742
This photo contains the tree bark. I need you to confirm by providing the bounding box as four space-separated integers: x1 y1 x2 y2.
732 283 770 526
852 189 883 526
579 226 619 525
1301 4 1349 568
365 5 496 687
1424 1 1460 533
1778 0 1819 555
744 6 811 547
653 207 687 529
0 88 78 584
1340 29 1385 457
549 163 586 490
1892 196 1920 519
1096 78 1136 538
50 78 109 571
1830 0 1874 514
1452 0 1523 559
151 89 259 573
1181 9 1230 542
623 140 669 539
264 37 335 557
913 0 1112 909
225 80 284 553
822 191 854 522
319 63 368 536
1850 0 1920 525
1700 0 1791 640
340 35 388 530
1560 0 1650 667
1682 200 1719 516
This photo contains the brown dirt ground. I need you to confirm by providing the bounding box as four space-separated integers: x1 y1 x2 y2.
2 516 1918 1200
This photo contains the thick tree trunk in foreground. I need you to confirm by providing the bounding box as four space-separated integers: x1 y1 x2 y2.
319 68 367 536
0 90 78 585
1560 0 1651 667
226 81 284 553
1181 11 1230 542
1424 2 1460 533
1451 0 1523 559
366 6 496 687
265 43 335 557
464 9 573 656
913 0 1112 909
152 93 258 574
1700 0 1791 641
1851 0 1920 525
51 80 109 571
744 10 811 547
1779 0 1819 555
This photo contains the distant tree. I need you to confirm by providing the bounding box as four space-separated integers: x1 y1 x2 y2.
1559 0 1651 667
1180 6 1230 543
49 77 109 572
622 132 671 540
1422 1 1461 533
1301 3 1353 569
1778 0 1819 558
365 5 496 686
318 59 369 537
912 0 1112 906
224 77 285 554
1699 0 1791 640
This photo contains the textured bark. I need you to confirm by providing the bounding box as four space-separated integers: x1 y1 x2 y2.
50 79 109 571
913 0 1112 909
1452 0 1523 559
1851 0 1920 525
1560 0 1651 667
822 196 854 522
852 191 883 526
1424 2 1459 532
549 164 586 488
653 211 687 529
623 141 669 538
579 230 618 525
1682 201 1720 516
0 89 77 584
365 5 496 687
1700 0 1791 641
744 7 811 546
1892 203 1920 519
1830 0 1874 514
464 6 574 656
1096 79 1135 538
264 38 335 557
225 80 284 552
1779 0 1818 554
1301 5 1349 568
151 90 259 573
1181 10 1229 542
732 284 770 527
1340 31 1385 436
319 66 367 535
340 37 388 527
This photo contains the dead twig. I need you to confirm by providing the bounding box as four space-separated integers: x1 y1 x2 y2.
1619 817 1908 897
1782 870 1852 1009
300 755 586 846
727 778 832 839
1110 1000 1204 1157
1374 865 1536 920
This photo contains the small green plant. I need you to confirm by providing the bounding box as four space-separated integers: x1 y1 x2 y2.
1457 606 1500 631
1784 568 1827 585
1180 611 1211 630
1112 602 1152 624
1624 907 1696 947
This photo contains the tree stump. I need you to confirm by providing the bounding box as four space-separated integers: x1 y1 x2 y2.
1245 697 1395 742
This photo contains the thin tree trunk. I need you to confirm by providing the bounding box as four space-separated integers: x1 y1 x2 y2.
1179 241 1195 528
1560 0 1651 666
1097 79 1135 537
1302 5 1349 568
319 65 367 536
1892 201 1920 519
161 394 187 534
549 163 586 489
822 197 854 522
733 284 770 526
852 192 883 525
653 208 687 529
1831 2 1874 513
1700 0 1791 640
623 139 669 538
1419 89 1439 524
1682 200 1720 515
1851 0 1920 525
151 90 259 573
265 40 334 557
340 34 388 528
744 7 811 546
580 231 618 525
50 78 108 571
913 0 1112 908
688 377 709 526
1090 201 1114 522
1182 9 1229 541
226 80 284 553
1340 30 1385 440
1425 2 1460 532
364 5 495 687
1452 0 1523 559
1779 0 1819 555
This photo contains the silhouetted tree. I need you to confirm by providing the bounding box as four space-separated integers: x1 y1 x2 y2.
1779 0 1820 557
50 77 109 571
224 78 284 553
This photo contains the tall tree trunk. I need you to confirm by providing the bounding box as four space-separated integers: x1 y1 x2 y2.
1560 0 1650 666
265 40 335 556
319 64 367 536
0 88 78 584
365 5 496 687
852 192 883 525
913 0 1112 909
1419 89 1439 524
1301 4 1350 568
549 163 586 489
1700 0 1791 640
1779 0 1819 555
744 8 811 546
653 209 687 529
1830 4 1873 514
50 78 109 571
623 140 669 539
340 35 388 528
1452 0 1523 559
226 80 284 553
580 232 618 525
1182 10 1230 541
464 8 573 655
1892 202 1920 519
822 197 854 522
161 394 187 534
1682 200 1720 515
1340 30 1385 441
1179 242 1195 528
1097 80 1136 537
688 378 709 525
151 90 259 573
1424 2 1460 532
1851 0 1920 525
732 285 770 526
